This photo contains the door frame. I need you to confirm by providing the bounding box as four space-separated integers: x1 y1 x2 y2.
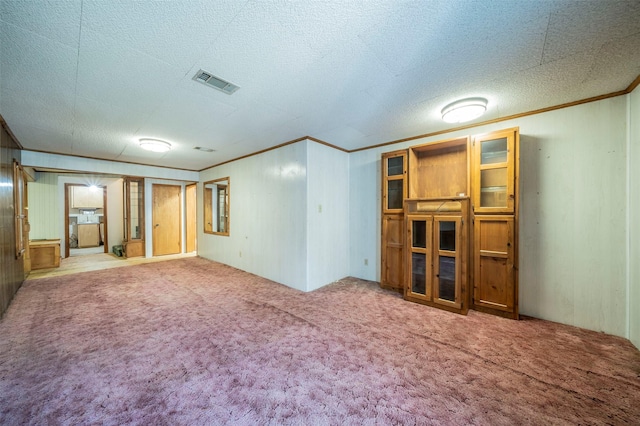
64 183 108 258
185 183 197 253
152 183 183 256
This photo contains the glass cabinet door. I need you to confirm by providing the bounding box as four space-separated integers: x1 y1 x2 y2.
407 216 432 300
382 151 407 213
123 177 145 257
473 129 515 213
433 216 462 309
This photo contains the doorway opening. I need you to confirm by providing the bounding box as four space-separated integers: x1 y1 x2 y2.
64 183 108 258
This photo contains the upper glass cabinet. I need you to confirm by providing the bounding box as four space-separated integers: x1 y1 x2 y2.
472 129 516 213
382 150 407 213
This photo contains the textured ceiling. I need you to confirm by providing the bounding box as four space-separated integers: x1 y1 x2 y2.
1 0 639 171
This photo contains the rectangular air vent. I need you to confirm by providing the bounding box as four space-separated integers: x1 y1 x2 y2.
193 69 240 95
194 146 215 152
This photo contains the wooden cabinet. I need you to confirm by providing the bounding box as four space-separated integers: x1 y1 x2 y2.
409 137 469 199
471 128 519 318
405 199 469 314
383 150 407 213
30 239 60 269
382 214 405 291
472 129 516 214
472 215 516 316
77 223 100 248
381 150 407 291
71 186 104 208
381 128 519 318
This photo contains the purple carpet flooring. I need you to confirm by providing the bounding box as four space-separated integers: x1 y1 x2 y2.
1 257 639 424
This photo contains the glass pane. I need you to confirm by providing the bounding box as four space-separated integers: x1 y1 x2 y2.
129 181 142 240
438 256 456 302
411 253 427 295
387 156 403 176
387 179 403 210
439 221 456 251
412 221 426 248
481 138 507 164
217 185 227 233
480 168 507 208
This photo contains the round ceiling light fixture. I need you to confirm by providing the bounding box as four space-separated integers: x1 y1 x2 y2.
139 138 172 153
441 97 488 123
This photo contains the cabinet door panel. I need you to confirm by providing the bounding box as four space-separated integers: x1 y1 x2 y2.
406 216 432 300
433 216 463 309
472 129 515 213
381 214 404 291
72 186 104 208
473 216 515 313
382 150 407 214
385 246 404 290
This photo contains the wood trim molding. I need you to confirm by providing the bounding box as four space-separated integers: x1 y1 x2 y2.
0 115 24 149
201 72 640 169
199 136 346 172
626 73 640 93
350 87 633 153
23 147 198 173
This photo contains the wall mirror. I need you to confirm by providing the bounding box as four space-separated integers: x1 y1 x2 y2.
204 177 230 236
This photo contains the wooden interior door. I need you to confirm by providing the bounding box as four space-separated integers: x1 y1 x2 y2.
185 183 196 253
473 215 516 316
152 184 182 256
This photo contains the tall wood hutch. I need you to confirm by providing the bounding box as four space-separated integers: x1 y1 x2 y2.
381 128 520 318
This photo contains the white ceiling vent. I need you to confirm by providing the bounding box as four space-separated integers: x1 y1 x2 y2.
193 69 240 95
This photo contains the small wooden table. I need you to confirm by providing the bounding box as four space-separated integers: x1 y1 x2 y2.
29 239 61 270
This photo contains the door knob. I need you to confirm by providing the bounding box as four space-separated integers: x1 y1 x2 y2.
155 224 159 228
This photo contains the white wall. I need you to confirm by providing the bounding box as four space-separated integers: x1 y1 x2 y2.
349 148 380 280
629 86 640 349
199 141 309 291
27 172 59 240
306 142 350 291
349 96 630 338
198 139 351 292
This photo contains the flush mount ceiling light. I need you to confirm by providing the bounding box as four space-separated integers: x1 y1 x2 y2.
139 139 172 153
441 97 488 123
